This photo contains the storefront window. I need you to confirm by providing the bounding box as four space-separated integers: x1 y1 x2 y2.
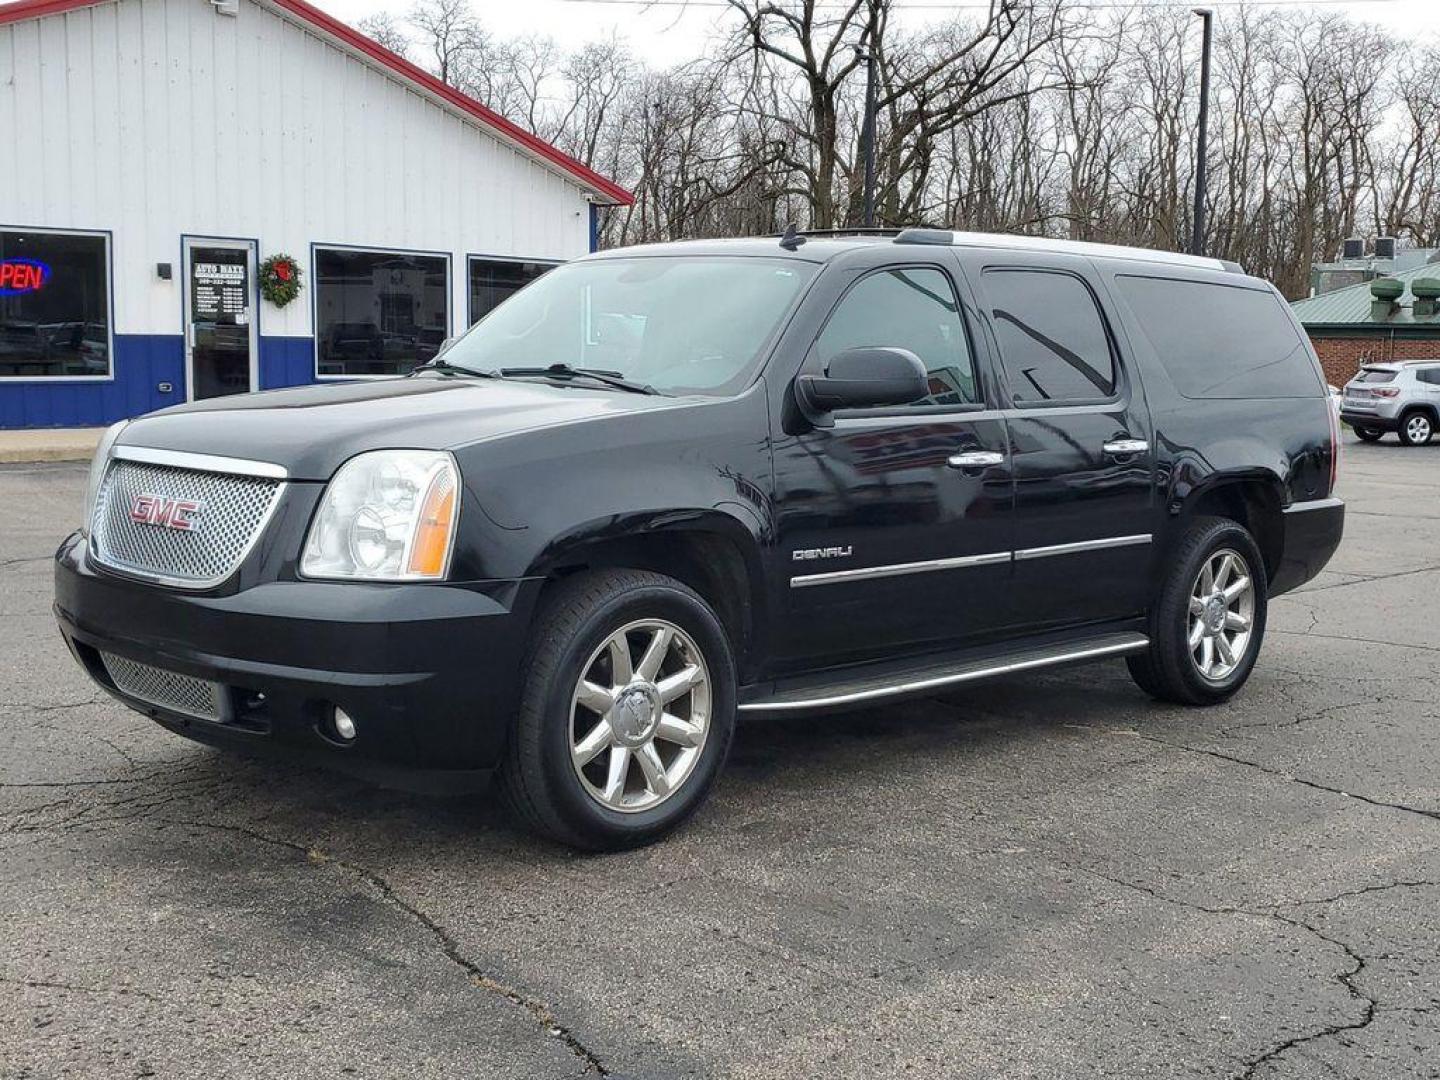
469 257 557 325
314 247 448 377
0 229 111 378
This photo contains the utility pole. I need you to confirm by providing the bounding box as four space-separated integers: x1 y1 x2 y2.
1191 8 1214 257
855 30 879 228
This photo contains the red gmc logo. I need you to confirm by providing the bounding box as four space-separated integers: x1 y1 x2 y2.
129 492 204 532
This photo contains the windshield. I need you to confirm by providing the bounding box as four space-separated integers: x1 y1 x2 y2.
438 256 814 395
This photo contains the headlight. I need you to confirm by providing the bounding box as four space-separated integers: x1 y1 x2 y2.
81 420 129 535
300 450 459 581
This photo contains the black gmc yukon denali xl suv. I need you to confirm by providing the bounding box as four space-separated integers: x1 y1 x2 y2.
55 230 1344 849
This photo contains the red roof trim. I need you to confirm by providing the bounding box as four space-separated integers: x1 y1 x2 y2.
0 0 634 206
0 0 97 22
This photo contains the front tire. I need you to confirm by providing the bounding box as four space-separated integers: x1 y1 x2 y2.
499 569 736 850
1354 426 1384 443
1398 410 1434 447
1127 516 1268 705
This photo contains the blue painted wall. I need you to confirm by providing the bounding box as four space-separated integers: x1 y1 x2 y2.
259 336 315 390
0 335 185 429
1 335 319 428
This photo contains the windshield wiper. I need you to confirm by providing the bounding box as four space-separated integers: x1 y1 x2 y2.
498 363 658 396
410 358 497 378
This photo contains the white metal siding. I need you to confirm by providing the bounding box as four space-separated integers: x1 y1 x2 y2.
0 0 593 339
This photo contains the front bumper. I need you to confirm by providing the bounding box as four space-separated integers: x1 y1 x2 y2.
54 532 539 791
1270 497 1345 596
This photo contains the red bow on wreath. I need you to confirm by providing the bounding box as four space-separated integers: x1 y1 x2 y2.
275 261 293 282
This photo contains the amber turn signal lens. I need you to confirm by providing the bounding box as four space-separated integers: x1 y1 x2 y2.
407 468 457 577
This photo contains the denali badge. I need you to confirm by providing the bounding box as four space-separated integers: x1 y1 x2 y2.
792 545 853 562
129 492 204 533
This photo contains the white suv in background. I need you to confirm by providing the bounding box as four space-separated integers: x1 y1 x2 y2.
1340 361 1440 446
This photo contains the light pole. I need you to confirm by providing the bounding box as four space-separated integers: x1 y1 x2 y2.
1191 7 1214 257
855 40 878 228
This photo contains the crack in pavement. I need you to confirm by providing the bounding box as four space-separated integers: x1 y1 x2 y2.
1218 695 1380 740
0 697 106 713
164 817 611 1077
0 555 50 569
1071 724 1440 824
1081 871 1379 1080
1282 562 1440 595
1269 628 1440 655
2 975 161 1003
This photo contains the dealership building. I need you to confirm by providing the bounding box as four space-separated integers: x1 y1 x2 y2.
0 0 632 429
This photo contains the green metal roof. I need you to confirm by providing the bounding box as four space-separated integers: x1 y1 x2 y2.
1292 262 1440 328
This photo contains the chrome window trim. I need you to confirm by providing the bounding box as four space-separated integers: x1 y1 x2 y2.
1283 497 1343 515
1014 534 1152 561
790 550 1011 589
112 444 289 480
739 634 1150 712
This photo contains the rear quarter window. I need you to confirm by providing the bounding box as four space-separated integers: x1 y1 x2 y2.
1114 275 1322 399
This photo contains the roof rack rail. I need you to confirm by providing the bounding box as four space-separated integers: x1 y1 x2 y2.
894 228 954 246
767 227 904 239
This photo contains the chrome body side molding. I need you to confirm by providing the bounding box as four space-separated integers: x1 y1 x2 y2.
1014 534 1152 561
789 550 1011 589
790 534 1154 587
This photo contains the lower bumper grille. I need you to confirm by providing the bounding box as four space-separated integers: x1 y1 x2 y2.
101 652 224 722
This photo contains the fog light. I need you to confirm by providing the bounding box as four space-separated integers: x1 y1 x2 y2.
332 707 357 742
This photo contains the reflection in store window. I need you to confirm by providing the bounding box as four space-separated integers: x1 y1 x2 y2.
0 229 111 379
315 247 448 377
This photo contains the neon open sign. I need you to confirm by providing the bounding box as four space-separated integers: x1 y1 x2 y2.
0 259 50 296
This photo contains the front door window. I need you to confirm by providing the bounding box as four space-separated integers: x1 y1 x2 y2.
188 244 254 399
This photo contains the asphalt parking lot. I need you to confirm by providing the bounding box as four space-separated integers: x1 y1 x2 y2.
3 438 1438 1080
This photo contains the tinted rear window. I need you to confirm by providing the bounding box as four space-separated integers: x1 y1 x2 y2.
1355 368 1398 383
1115 276 1321 399
982 269 1117 403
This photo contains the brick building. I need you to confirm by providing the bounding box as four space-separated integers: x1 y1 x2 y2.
1292 264 1440 386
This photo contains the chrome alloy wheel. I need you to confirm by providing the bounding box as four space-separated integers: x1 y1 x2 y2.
1406 413 1433 444
1188 548 1255 682
569 619 712 813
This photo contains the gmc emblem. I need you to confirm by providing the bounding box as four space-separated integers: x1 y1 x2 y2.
129 492 204 532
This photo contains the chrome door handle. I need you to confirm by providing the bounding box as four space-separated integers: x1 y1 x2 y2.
1102 438 1149 456
948 450 1005 470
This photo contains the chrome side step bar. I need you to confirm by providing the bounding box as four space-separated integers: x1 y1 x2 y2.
738 632 1149 715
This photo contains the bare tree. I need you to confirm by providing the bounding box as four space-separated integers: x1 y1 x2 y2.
376 0 1440 295
357 12 411 58
408 0 484 86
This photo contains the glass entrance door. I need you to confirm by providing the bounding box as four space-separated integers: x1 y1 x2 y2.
185 240 257 400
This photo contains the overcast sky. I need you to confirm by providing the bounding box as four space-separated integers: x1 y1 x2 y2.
313 0 1440 64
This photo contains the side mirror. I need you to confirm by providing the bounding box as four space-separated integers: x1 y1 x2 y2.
436 336 457 357
795 346 928 417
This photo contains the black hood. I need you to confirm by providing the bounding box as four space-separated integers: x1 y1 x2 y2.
116 376 685 480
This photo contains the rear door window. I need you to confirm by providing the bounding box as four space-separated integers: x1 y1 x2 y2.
980 269 1117 404
1114 275 1321 398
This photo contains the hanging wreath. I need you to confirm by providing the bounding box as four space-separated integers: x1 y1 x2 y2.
259 253 303 308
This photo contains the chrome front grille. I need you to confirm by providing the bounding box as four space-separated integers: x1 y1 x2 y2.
101 652 223 722
89 456 284 588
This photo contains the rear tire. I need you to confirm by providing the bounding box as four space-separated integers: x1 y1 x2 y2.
1354 426 1384 443
1127 516 1268 706
498 569 736 850
1398 410 1434 447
